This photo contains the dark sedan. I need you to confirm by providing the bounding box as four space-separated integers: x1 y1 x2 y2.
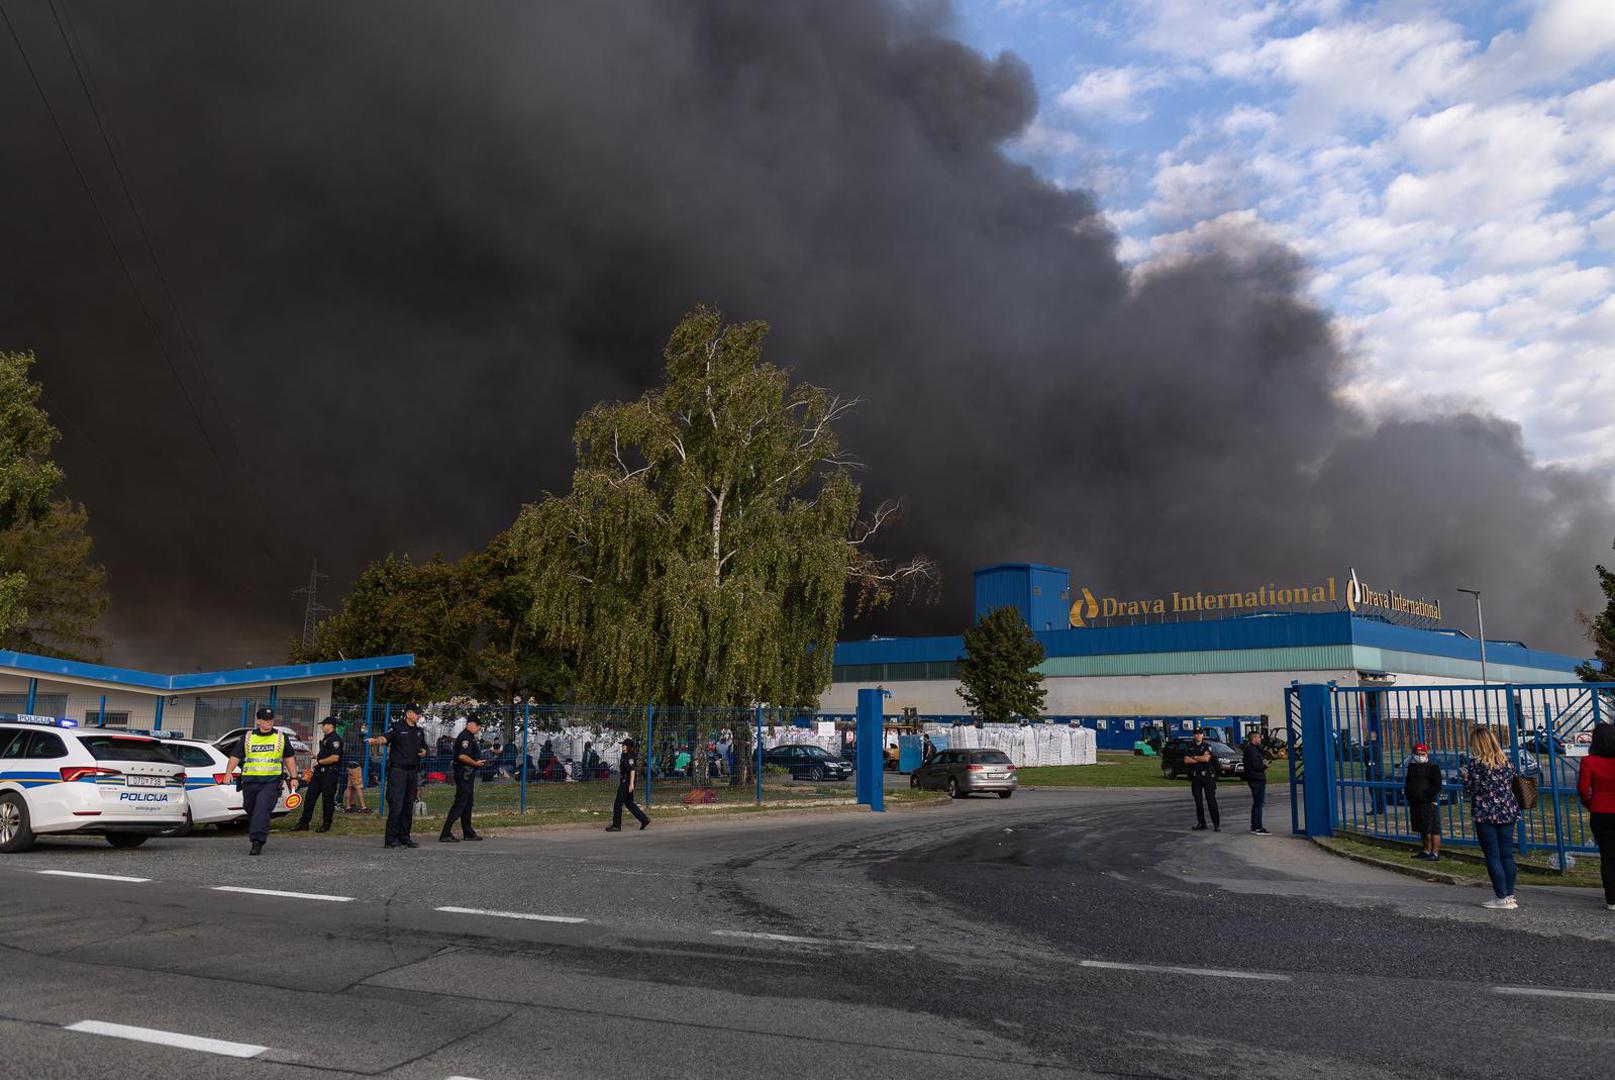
760 744 852 781
1159 738 1243 780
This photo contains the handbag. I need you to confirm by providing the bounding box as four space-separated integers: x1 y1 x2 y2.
1511 773 1539 811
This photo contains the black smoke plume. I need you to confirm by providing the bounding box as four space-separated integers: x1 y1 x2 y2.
0 0 1606 666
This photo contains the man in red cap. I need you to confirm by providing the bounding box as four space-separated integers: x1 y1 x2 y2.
1404 743 1444 861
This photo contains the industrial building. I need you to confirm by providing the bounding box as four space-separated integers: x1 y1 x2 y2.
822 563 1586 720
0 649 413 739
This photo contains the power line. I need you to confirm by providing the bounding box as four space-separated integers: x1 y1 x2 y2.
0 0 234 484
47 0 244 455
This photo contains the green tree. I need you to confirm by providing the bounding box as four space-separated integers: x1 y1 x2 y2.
956 606 1048 724
0 351 106 657
1578 541 1615 682
297 535 571 722
513 306 934 718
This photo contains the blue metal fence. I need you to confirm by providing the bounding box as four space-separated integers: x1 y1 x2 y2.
324 702 823 813
1287 681 1613 868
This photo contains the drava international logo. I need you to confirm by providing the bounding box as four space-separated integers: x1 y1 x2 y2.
1068 568 1441 628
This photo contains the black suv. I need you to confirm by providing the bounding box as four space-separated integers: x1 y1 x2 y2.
760 744 852 781
1160 737 1243 780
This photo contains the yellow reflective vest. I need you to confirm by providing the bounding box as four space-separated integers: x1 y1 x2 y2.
241 730 288 780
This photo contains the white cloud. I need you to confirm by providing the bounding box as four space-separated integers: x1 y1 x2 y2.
1057 65 1170 118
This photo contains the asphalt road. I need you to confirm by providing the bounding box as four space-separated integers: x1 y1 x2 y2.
1 785 1611 1079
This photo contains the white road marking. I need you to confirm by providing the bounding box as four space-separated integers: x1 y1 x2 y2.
1494 986 1615 1002
36 870 150 883
211 886 354 902
65 1020 267 1059
710 929 916 952
435 905 587 924
1079 959 1291 981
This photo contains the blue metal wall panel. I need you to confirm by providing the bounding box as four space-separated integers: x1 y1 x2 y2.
833 611 1588 675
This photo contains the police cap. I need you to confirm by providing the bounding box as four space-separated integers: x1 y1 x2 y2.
255 707 275 721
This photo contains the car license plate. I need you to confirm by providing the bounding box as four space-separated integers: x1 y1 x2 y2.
125 775 164 788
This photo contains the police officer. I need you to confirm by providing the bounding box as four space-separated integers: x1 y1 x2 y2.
224 707 299 856
439 716 488 843
606 736 650 832
291 716 343 833
367 703 428 848
1185 729 1221 832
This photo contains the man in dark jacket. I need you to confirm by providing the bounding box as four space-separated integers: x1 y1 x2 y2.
1404 743 1444 861
1243 731 1270 834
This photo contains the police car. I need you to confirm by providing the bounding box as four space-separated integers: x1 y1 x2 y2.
0 717 188 853
159 737 295 835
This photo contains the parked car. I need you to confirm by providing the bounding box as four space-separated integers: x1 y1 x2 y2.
1520 730 1567 756
159 737 292 834
1159 738 1243 780
910 748 1017 798
760 744 852 781
1387 749 1541 806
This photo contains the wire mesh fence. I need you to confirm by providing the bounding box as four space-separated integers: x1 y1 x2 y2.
322 703 843 821
1297 682 1614 867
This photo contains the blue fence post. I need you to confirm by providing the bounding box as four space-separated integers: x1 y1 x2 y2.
521 701 531 815
25 677 37 714
644 704 655 810
1298 683 1335 837
1504 686 1527 854
379 704 392 816
754 703 764 806
1542 699 1568 872
363 677 376 789
856 688 887 812
268 685 278 710
154 696 165 734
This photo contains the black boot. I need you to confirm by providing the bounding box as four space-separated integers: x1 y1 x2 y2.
249 841 264 856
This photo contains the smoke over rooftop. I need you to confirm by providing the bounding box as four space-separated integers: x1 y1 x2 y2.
0 0 1606 665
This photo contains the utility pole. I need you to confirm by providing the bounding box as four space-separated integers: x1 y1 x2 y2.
294 559 330 649
1457 587 1487 685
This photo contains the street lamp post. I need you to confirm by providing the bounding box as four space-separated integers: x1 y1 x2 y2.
1457 587 1487 685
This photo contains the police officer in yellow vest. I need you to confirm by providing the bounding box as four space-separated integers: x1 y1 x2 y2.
225 707 299 856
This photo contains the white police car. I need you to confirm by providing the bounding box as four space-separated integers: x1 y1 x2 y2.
0 717 188 852
159 737 295 835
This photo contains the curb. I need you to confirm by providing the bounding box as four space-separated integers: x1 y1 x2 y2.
1311 837 1479 887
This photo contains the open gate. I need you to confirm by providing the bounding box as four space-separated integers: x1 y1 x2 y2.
1287 681 1613 866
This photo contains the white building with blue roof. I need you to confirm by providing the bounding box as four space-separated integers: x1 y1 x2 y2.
824 564 1587 720
0 650 413 740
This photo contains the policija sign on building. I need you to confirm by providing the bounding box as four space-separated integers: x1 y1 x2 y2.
1068 567 1442 627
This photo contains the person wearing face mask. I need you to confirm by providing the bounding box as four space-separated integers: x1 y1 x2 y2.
1404 743 1444 861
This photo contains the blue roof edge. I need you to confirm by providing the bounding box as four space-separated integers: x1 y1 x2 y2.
0 649 415 692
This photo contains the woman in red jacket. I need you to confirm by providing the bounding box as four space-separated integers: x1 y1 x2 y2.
1577 723 1615 911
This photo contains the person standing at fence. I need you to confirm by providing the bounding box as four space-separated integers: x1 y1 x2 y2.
440 716 488 843
1185 730 1220 832
606 736 649 832
367 703 429 848
224 707 299 857
1404 743 1444 862
291 716 344 833
1461 725 1521 909
1242 731 1269 834
1576 723 1615 911
344 757 368 813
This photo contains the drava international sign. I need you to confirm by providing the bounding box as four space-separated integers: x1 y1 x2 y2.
1069 567 1441 627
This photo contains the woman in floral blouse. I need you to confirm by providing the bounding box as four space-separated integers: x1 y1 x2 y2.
1462 725 1522 909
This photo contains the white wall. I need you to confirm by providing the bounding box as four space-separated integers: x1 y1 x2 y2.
0 675 331 737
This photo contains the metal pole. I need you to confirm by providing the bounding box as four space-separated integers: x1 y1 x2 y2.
521 701 531 814
755 703 764 806
379 703 391 816
644 704 654 809
154 696 165 735
363 676 376 789
1458 588 1487 686
99 693 107 728
25 677 37 714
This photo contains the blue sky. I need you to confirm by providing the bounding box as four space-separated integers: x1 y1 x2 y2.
953 0 1615 473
